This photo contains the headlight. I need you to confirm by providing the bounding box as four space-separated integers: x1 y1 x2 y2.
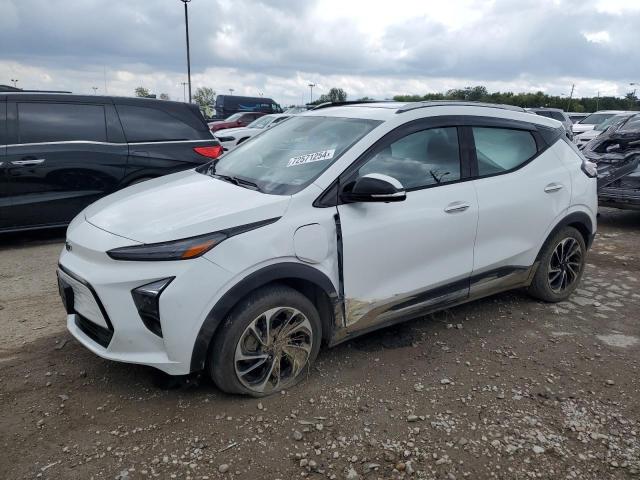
106 218 280 261
107 232 228 261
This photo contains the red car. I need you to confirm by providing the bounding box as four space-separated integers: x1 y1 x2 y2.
208 112 265 133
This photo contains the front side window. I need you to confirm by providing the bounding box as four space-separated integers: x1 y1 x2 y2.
358 127 461 189
473 127 537 176
17 102 107 143
205 116 381 195
117 105 198 142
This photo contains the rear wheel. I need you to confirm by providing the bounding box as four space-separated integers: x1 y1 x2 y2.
209 285 321 396
528 227 586 302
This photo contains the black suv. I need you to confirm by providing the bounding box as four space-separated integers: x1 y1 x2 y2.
0 93 222 232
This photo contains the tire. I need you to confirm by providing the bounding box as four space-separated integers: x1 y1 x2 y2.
528 226 586 302
209 284 322 397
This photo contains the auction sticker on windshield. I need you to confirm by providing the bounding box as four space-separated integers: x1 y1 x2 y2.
287 149 335 167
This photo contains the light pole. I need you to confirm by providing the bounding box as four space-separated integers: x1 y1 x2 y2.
92 87 98 95
179 0 192 103
631 83 638 97
308 83 316 103
229 88 234 95
11 78 18 88
181 82 188 102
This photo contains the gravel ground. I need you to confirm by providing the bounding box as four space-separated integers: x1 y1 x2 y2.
1 208 639 480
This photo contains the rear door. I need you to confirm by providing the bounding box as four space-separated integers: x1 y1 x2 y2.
114 102 220 182
0 98 7 229
470 121 571 277
4 97 128 230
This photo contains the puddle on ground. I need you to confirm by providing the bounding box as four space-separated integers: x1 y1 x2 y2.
597 333 639 348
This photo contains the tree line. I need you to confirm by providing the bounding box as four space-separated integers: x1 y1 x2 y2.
393 86 639 113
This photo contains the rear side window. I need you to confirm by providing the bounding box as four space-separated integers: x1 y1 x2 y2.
473 127 537 176
116 105 200 142
359 127 461 189
535 111 565 122
17 102 107 143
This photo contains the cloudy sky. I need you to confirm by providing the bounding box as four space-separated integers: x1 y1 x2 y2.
1 0 639 105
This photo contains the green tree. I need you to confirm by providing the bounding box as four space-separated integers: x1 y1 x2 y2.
316 87 348 104
193 87 216 117
134 86 150 98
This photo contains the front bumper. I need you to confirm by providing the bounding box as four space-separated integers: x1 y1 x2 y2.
59 218 233 375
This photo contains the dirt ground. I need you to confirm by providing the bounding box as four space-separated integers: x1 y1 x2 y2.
1 208 639 480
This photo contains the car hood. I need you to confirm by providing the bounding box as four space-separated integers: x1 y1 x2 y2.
84 170 290 244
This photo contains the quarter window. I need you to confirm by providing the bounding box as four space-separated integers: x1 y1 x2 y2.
358 127 461 189
17 102 107 143
472 127 537 176
117 105 198 142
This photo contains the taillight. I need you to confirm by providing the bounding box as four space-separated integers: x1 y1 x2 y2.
194 145 223 159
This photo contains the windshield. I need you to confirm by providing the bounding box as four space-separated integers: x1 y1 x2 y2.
247 115 275 129
203 116 381 195
595 114 630 131
225 113 243 121
579 113 616 125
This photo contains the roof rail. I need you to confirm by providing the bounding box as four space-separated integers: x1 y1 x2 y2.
3 89 72 94
310 100 393 110
396 100 526 114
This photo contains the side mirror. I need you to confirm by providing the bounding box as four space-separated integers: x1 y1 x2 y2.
341 173 406 203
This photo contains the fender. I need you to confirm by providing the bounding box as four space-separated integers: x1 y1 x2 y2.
539 210 595 256
189 262 339 372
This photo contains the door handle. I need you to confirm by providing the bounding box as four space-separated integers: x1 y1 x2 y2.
444 201 470 213
11 159 46 166
544 183 563 193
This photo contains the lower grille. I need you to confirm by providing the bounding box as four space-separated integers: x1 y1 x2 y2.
75 314 113 348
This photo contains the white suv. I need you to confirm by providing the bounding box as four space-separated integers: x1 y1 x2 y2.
58 101 598 396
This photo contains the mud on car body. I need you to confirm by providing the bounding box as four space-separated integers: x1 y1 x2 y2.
58 101 598 396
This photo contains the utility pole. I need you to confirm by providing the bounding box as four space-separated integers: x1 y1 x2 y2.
180 0 192 103
103 65 108 94
181 82 188 102
11 78 18 88
308 83 316 103
596 91 600 111
566 84 575 112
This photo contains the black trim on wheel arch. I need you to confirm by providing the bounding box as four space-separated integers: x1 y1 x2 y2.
541 212 595 253
189 263 339 372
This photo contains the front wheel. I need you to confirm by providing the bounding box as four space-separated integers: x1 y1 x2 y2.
528 226 586 302
209 285 322 396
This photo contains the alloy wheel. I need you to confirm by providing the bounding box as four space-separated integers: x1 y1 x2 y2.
234 307 313 394
548 237 583 293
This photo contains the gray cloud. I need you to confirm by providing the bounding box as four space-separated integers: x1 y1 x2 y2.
1 0 639 102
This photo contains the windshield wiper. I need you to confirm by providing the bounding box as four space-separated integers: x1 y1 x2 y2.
212 173 261 191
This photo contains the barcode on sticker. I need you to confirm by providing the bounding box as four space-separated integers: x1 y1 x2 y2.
287 149 335 167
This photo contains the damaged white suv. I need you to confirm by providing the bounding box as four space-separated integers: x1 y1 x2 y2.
58 101 598 396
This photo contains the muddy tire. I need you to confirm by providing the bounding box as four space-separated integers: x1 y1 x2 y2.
528 226 586 302
209 285 322 397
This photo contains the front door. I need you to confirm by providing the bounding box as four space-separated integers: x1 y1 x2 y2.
4 100 127 229
337 125 478 333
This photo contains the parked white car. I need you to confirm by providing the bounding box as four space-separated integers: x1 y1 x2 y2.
572 110 631 135
215 113 290 152
58 101 597 396
574 112 637 149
